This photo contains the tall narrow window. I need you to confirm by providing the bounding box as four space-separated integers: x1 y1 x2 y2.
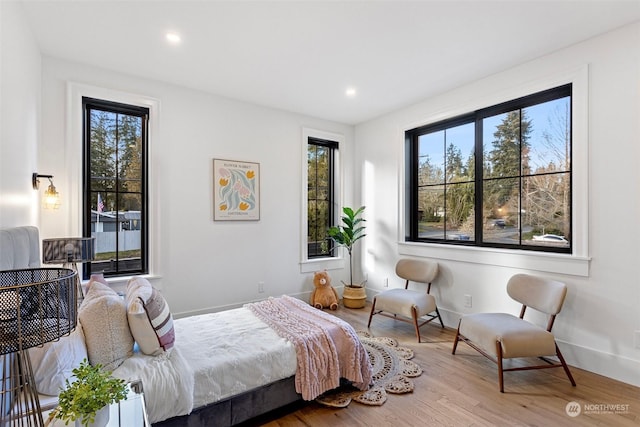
307 137 338 258
83 97 149 277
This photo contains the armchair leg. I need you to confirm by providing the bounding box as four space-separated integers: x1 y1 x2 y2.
367 298 377 328
451 320 461 354
496 341 505 393
435 307 444 328
411 306 421 343
556 343 577 386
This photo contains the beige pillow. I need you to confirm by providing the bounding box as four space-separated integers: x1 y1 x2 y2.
126 277 175 356
79 282 133 371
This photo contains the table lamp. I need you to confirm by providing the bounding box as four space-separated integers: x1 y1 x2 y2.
42 237 95 306
0 268 76 426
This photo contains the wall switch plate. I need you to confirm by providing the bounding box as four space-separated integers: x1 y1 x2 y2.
258 281 264 293
464 294 472 308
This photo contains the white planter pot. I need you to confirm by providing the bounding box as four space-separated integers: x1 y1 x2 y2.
75 405 110 427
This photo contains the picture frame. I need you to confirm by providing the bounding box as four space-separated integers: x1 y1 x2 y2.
213 159 260 221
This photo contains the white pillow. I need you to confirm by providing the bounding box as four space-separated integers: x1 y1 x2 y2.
29 323 88 396
126 277 175 356
79 282 134 371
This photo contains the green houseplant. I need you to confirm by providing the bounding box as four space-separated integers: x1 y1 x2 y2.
328 206 366 307
49 359 128 427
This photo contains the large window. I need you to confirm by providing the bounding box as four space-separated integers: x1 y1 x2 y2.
406 84 571 253
307 137 338 258
83 97 149 277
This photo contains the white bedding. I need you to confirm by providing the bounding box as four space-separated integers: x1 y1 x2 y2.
112 306 297 423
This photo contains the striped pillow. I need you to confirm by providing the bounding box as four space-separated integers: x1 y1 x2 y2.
126 277 175 356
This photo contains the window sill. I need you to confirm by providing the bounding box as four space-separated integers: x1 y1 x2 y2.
398 242 590 277
300 257 345 274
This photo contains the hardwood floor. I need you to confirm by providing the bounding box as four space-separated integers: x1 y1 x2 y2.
248 303 640 427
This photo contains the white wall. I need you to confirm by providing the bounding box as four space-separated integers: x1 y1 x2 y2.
39 57 355 316
354 22 640 387
0 1 41 227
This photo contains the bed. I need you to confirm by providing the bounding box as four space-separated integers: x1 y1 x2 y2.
0 226 372 426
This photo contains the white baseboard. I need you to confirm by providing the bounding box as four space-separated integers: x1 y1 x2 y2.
558 340 640 388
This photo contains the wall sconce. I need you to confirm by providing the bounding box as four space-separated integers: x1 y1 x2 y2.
32 173 60 209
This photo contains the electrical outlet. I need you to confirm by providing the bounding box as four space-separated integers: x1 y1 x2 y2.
635 331 640 349
464 294 472 308
364 272 368 283
383 277 388 287
258 281 264 293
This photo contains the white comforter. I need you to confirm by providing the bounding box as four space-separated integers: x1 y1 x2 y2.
113 307 297 423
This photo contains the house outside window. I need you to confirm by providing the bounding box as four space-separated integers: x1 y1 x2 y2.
83 97 149 277
307 137 338 258
406 84 572 253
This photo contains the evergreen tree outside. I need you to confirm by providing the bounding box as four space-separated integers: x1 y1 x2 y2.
483 110 532 224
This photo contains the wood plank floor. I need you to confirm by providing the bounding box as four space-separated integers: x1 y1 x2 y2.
245 303 640 427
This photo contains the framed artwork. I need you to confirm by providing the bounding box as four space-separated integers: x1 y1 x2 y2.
213 159 260 221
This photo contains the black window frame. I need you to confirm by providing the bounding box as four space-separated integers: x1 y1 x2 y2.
405 84 572 254
82 97 150 278
307 137 338 259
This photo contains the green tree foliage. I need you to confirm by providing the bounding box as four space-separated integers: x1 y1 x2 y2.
445 143 474 228
484 110 531 220
307 144 331 255
117 115 143 211
90 111 116 192
417 154 443 222
90 111 143 213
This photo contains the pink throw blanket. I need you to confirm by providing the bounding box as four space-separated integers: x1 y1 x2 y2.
246 295 372 400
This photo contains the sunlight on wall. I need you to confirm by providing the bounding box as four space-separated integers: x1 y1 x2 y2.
363 160 375 274
0 193 39 227
0 194 31 207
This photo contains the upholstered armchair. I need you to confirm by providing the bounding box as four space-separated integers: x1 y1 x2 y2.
452 273 576 392
368 258 442 342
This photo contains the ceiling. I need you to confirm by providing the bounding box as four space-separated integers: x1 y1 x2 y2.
19 1 640 125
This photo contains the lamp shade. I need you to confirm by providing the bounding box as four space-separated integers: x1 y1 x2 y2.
42 237 96 264
0 268 76 355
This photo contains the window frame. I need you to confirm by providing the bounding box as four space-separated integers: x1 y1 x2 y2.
398 66 590 277
300 128 344 273
307 136 338 259
406 84 572 254
82 97 150 279
67 83 160 286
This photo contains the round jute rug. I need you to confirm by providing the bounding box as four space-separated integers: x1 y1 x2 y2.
315 331 422 407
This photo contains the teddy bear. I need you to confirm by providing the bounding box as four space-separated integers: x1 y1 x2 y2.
310 270 339 310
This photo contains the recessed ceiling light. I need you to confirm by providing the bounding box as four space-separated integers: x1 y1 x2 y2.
165 32 181 45
345 87 357 97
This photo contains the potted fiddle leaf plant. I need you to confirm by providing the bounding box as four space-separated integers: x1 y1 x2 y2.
49 359 128 427
328 206 367 308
